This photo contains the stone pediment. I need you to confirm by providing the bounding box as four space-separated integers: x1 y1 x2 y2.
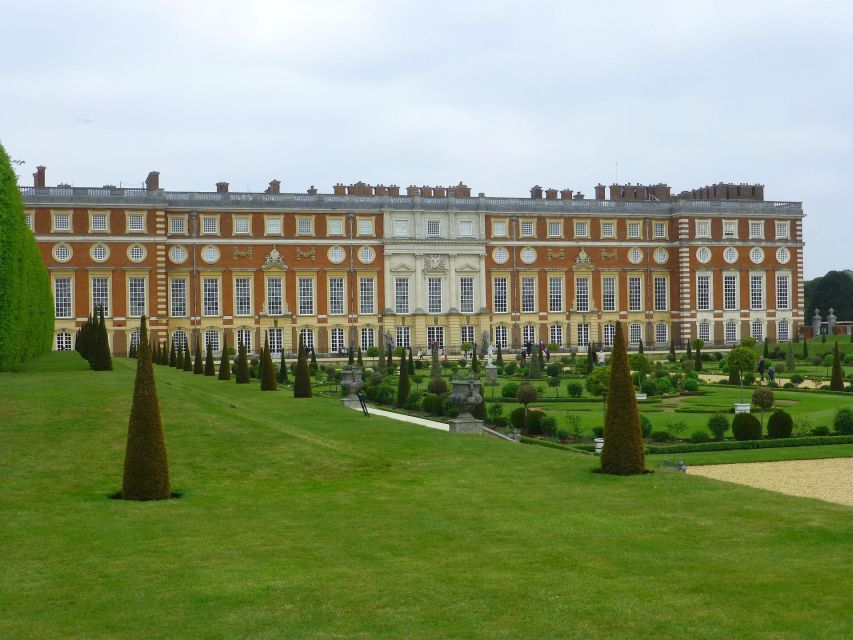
455 263 480 273
262 246 288 271
571 246 594 272
390 263 416 273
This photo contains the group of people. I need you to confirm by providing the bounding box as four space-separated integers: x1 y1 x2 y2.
757 356 775 384
516 341 551 364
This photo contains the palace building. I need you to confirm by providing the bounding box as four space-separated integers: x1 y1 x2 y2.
21 167 805 356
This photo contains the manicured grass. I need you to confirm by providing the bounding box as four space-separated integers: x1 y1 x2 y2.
1 353 851 639
648 444 853 466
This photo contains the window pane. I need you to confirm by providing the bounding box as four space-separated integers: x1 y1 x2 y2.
235 277 252 316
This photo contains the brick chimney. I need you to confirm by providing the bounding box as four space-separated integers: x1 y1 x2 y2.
333 183 346 195
374 185 388 196
420 185 433 197
433 185 446 197
594 184 606 200
560 189 573 200
216 181 229 193
530 185 543 199
144 171 159 191
406 185 419 196
265 179 281 195
307 185 318 195
545 188 558 200
388 185 400 196
33 165 46 188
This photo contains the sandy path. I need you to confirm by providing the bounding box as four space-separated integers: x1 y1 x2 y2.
689 458 853 506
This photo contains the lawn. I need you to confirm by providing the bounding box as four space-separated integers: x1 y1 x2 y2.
1 352 851 639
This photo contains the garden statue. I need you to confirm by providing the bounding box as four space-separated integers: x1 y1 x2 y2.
448 372 484 434
812 308 822 337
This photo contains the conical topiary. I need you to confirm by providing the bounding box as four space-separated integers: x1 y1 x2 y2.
169 340 177 367
802 340 809 359
182 341 193 371
496 343 503 366
175 342 184 369
830 342 844 391
121 315 171 501
309 346 318 376
396 347 411 408
407 347 414 375
386 344 394 374
600 322 646 475
160 341 169 366
193 336 204 374
92 306 113 371
377 344 387 376
260 337 277 391
278 349 288 384
218 335 232 380
204 340 215 376
293 338 312 397
357 347 364 368
638 338 644 354
472 344 479 373
235 342 250 384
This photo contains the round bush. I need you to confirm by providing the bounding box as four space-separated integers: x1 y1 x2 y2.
539 415 558 437
766 409 794 438
546 363 561 377
689 430 711 443
782 382 795 389
639 414 652 437
501 381 519 398
509 407 526 430
566 381 583 398
683 378 699 392
503 363 517 376
641 380 657 396
743 373 756 386
732 413 762 441
707 413 729 440
655 377 673 395
834 408 853 435
441 398 460 418
811 426 831 436
686 371 699 380
516 383 538 406
428 378 449 394
649 430 671 441
790 373 804 385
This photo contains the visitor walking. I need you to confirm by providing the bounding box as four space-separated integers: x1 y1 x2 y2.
768 364 775 385
757 356 766 382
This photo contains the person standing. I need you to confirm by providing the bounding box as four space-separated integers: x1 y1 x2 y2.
768 364 775 385
757 356 766 382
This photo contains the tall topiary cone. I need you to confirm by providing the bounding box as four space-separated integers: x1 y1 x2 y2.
235 342 250 384
182 341 193 371
193 336 204 374
830 342 844 391
293 338 312 398
204 340 215 376
600 322 646 475
357 347 364 368
396 347 411 407
160 341 169 366
407 347 414 375
277 349 288 384
260 336 277 391
169 340 177 367
92 306 113 371
122 315 171 500
175 342 184 369
218 335 232 380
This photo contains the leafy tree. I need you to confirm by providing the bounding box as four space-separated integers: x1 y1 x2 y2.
693 339 704 372
751 386 775 428
182 341 193 371
728 346 757 402
193 336 204 374
277 349 288 384
260 337 277 391
430 345 441 379
204 340 215 376
806 270 853 321
668 340 676 362
218 335 232 380
547 375 560 397
0 142 53 371
356 347 364 368
629 353 652 386
407 347 414 375
377 344 387 375
121 315 171 501
767 409 793 438
175 342 184 370
92 306 113 371
585 365 611 399
830 342 845 391
496 343 504 366
732 413 761 441
487 403 504 424
293 339 312 397
516 383 538 423
235 342 250 384
707 413 729 441
396 348 411 407
600 322 646 475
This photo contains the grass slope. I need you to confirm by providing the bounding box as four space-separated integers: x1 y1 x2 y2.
1 353 851 639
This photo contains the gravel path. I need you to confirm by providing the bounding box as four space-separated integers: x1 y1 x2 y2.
689 458 853 506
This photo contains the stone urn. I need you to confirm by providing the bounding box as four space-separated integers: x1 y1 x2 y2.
450 378 483 419
340 368 364 407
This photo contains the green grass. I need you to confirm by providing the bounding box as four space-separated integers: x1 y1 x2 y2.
648 444 853 466
1 352 852 639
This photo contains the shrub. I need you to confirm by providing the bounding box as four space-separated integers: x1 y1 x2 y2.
649 430 672 441
655 376 673 395
766 409 794 438
540 415 558 437
592 426 604 438
510 407 527 430
524 410 546 435
790 373 805 385
690 430 711 443
707 413 729 441
501 381 519 398
743 373 755 386
732 413 762 441
404 391 423 411
428 378 449 394
683 378 699 392
503 362 517 376
639 414 652 437
486 403 504 424
292 341 312 397
782 382 795 389
516 383 538 407
640 380 657 396
566 381 583 398
422 393 448 416
834 408 853 435
375 385 395 405
811 426 831 436
441 398 460 418
645 435 853 454
546 362 562 377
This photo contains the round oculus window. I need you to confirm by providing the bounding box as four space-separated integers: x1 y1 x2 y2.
723 247 738 264
169 245 188 264
696 246 712 264
52 243 72 262
653 248 668 264
492 247 509 264
358 246 375 264
328 246 345 264
127 244 146 263
750 247 764 264
776 247 790 264
90 243 109 262
201 245 220 264
628 247 643 264
520 247 536 264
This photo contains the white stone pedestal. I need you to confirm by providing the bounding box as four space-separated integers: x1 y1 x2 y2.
734 403 751 414
449 417 484 434
485 365 498 386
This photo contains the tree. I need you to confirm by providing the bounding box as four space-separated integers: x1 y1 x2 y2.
169 340 177 367
293 339 312 397
785 342 796 373
204 340 215 376
386 343 393 373
586 342 597 374
235 342 250 383
629 353 652 386
496 343 504 366
693 339 704 372
396 348 411 407
728 346 757 403
471 344 480 373
309 346 318 376
547 375 560 397
806 270 853 321
638 338 644 354
218 335 231 380
686 340 692 359
182 341 193 372
668 340 676 363
802 340 809 360
92 306 113 371
600 322 646 475
830 342 845 391
193 336 204 374
528 348 541 378
516 383 538 423
260 337 277 391
357 347 364 368
0 142 53 371
175 342 184 370
377 344 387 375
430 345 441 379
763 338 769 358
121 315 171 501
751 387 775 428
277 349 288 384
348 345 354 365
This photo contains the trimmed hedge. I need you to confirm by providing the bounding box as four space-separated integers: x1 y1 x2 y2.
646 435 853 454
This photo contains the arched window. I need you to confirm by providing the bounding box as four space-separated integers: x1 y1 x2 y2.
777 320 790 342
522 324 536 345
236 328 252 353
655 323 668 344
629 322 642 344
330 327 345 353
549 323 563 346
204 329 220 352
129 330 140 351
494 325 508 349
267 328 282 354
751 320 764 342
56 331 72 351
725 320 738 344
360 327 375 351
299 327 314 350
603 323 616 347
171 330 188 351
698 321 710 343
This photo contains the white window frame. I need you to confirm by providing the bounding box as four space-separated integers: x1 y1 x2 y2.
54 277 73 319
494 325 508 349
575 277 589 312
629 322 642 344
201 215 219 235
723 220 738 239
654 276 668 311
493 277 508 313
628 276 642 312
577 323 589 348
548 276 563 313
428 277 443 314
603 323 615 348
202 277 221 317
128 276 146 318
234 216 252 235
394 277 410 315
549 323 563 346
330 327 346 353
91 275 110 317
298 277 315 316
235 277 252 317
723 274 738 311
725 320 738 344
775 220 790 240
602 276 616 312
655 322 668 344
359 277 375 315
459 277 474 314
696 274 711 311
521 277 536 313
749 220 765 239
520 219 535 238
360 327 375 350
266 277 284 316
396 326 412 348
329 276 345 316
695 219 711 239
426 326 444 349
170 278 187 317
750 274 765 311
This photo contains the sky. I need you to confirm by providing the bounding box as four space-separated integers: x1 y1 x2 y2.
2 0 851 279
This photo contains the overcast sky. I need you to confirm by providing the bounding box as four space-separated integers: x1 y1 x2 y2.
2 0 851 278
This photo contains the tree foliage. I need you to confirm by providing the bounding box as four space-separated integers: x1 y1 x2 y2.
396 347 410 407
293 339 312 397
204 340 215 376
92 306 113 371
235 342 250 383
260 336 277 391
193 336 204 374
830 342 845 391
218 335 231 380
805 270 853 321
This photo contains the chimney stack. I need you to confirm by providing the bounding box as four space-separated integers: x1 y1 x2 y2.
594 184 606 200
560 189 573 200
145 171 160 191
307 185 318 195
545 188 558 200
33 165 46 188
530 185 543 199
216 181 229 193
265 179 281 195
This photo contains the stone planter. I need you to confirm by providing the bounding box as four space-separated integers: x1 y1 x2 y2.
340 368 364 408
734 403 751 414
449 378 484 434
594 437 604 455
635 393 648 401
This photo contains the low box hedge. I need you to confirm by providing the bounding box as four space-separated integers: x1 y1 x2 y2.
645 435 853 454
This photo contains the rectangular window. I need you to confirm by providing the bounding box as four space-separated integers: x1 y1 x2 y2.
601 221 615 238
360 327 375 350
459 277 474 314
521 277 536 313
724 275 738 310
776 275 790 310
234 217 251 234
327 218 343 236
265 217 282 235
329 277 345 315
547 221 561 237
520 220 535 237
653 222 666 239
202 216 218 234
427 326 444 348
268 328 282 353
54 212 71 231
128 277 146 317
54 277 72 318
359 277 375 315
576 277 589 312
170 216 186 234
395 277 409 314
654 276 667 311
426 220 441 237
577 323 589 347
24 212 34 231
330 328 345 353
549 324 563 345
726 321 738 343
627 221 641 238
204 330 221 352
91 276 109 316
630 323 642 344
628 276 642 312
492 220 507 237
602 276 616 312
90 213 108 231
235 277 252 316
777 321 790 342
749 220 764 239
458 220 474 237
723 220 737 238
203 278 219 316
396 327 412 347
698 322 711 343
750 275 764 310
695 220 711 238
574 220 588 237
428 277 442 313
655 323 668 344
523 325 537 345
775 221 790 239
170 278 186 317
697 275 711 311
127 213 145 232
267 277 283 315
297 218 313 235
493 277 508 313
548 277 562 312
394 220 409 237
358 218 374 236
461 325 474 346
298 277 314 315
494 326 508 348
